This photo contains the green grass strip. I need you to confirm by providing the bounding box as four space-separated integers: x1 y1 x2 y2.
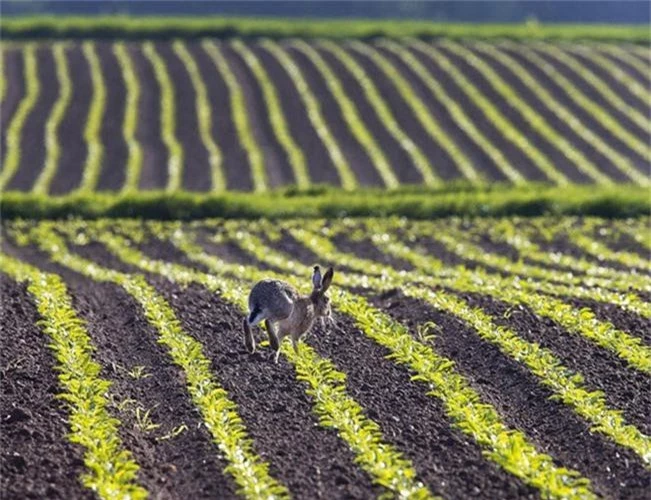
594 43 651 78
352 40 481 184
232 40 310 189
319 40 440 187
377 39 516 184
23 224 289 499
567 44 650 106
501 40 651 162
76 41 106 192
0 253 148 499
113 42 143 193
288 40 399 188
74 225 434 499
260 39 357 190
32 42 72 194
281 224 651 464
2 184 651 219
202 40 266 192
142 41 184 192
0 43 39 191
290 224 651 375
471 41 648 186
2 16 649 41
440 40 608 185
212 227 599 498
409 39 539 184
531 41 651 139
172 41 226 192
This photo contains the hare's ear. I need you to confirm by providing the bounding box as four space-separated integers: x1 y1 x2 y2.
320 267 334 293
311 265 322 290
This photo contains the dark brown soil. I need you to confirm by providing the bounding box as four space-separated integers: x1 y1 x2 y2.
188 43 253 191
467 45 631 183
3 240 239 499
316 46 423 185
306 307 538 499
285 43 383 187
129 43 168 190
222 44 295 189
0 275 91 500
8 46 59 192
253 44 342 186
49 45 92 195
370 290 651 500
155 279 380 499
1 48 25 161
352 44 463 182
456 290 651 435
156 42 212 192
95 41 128 192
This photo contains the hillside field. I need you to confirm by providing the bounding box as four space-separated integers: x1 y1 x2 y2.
1 17 650 500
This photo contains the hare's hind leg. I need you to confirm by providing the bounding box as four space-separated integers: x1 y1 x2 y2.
242 318 256 353
265 319 279 352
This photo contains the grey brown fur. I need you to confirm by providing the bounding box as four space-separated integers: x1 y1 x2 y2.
243 267 334 362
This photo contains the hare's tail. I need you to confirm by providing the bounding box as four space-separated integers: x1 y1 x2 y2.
248 306 264 326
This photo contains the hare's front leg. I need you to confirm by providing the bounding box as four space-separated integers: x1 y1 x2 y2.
273 328 290 364
265 319 279 352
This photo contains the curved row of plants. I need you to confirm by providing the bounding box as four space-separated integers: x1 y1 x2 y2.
471 41 648 185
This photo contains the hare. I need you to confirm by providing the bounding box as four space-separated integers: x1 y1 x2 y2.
242 266 334 363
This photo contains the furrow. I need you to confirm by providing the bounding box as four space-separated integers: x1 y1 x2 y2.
207 227 600 499
531 41 651 138
0 43 39 191
22 225 290 499
76 41 106 193
202 40 267 192
288 40 399 188
377 39 515 183
232 40 310 189
566 44 650 106
439 40 609 185
351 40 482 184
319 40 441 186
142 42 184 192
470 41 647 185
260 39 357 189
173 41 225 192
113 42 143 193
32 42 72 194
501 40 651 164
0 253 148 499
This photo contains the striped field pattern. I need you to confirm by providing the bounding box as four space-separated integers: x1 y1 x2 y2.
1 216 649 499
0 39 649 193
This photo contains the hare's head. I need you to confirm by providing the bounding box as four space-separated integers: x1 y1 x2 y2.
310 265 334 319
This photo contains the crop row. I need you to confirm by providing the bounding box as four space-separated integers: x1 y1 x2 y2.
56 220 598 498
1 39 648 193
4 217 650 498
